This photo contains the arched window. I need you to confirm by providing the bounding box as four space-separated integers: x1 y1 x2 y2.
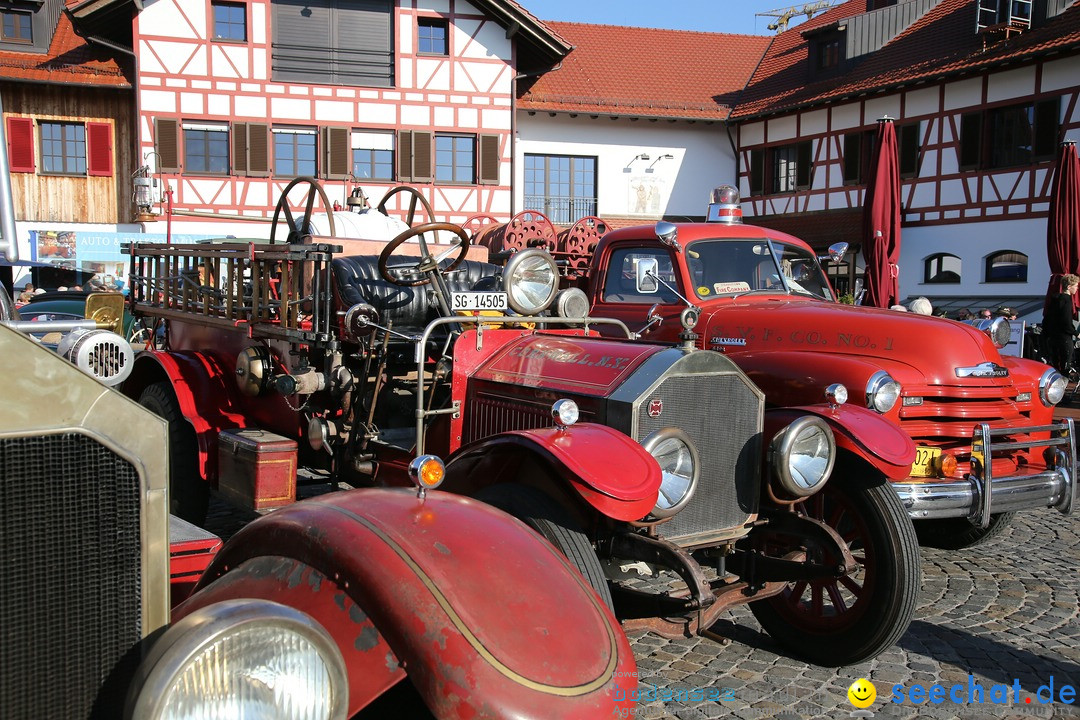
985 251 1028 283
924 253 961 284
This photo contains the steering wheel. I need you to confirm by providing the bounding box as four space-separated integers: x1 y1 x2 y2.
376 185 436 228
378 222 470 287
270 176 336 244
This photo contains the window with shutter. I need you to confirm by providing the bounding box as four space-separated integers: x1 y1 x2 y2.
796 141 812 189
86 122 113 177
478 134 500 185
959 112 983 170
155 118 180 172
272 0 393 87
321 126 350 179
1033 97 1060 159
248 123 270 176
412 131 432 182
843 133 862 184
898 123 920 178
748 149 764 196
5 116 34 173
233 122 249 175
397 130 414 182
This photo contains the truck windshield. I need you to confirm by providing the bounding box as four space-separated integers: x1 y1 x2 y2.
685 239 834 301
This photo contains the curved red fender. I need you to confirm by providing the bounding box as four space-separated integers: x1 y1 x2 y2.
765 404 916 479
447 422 662 521
183 488 637 719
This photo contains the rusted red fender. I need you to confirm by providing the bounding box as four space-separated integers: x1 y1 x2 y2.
125 349 249 479
447 422 662 521
765 404 916 479
181 488 637 719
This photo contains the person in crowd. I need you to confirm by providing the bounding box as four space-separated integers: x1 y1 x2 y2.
955 308 973 320
908 297 933 315
17 282 34 303
997 306 1018 321
979 308 993 319
1042 273 1080 375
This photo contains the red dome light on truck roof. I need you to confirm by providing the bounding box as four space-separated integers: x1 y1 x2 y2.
706 185 743 224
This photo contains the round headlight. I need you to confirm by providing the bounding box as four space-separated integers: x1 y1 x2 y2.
130 598 348 720
1040 367 1067 406
503 248 559 315
641 428 699 519
551 399 580 427
866 370 901 413
984 317 1011 348
770 416 836 497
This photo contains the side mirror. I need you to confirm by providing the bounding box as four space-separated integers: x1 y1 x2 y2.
825 242 849 263
636 258 659 293
654 221 680 252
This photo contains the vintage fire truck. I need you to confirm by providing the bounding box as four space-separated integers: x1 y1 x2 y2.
586 185 1078 550
0 308 639 719
116 178 920 666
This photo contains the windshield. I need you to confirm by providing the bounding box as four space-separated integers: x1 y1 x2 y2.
685 238 835 301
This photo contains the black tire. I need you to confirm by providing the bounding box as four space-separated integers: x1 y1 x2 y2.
474 483 614 612
914 512 1015 550
139 381 209 525
750 463 920 666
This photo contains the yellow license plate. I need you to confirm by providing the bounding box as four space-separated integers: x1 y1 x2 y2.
911 446 941 477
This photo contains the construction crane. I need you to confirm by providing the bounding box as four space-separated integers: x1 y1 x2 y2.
756 0 838 32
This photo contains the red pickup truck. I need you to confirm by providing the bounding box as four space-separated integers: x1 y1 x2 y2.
586 185 1077 550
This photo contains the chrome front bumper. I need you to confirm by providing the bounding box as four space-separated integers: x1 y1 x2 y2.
893 419 1078 527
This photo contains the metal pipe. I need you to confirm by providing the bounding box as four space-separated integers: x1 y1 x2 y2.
3 319 103 333
0 95 20 263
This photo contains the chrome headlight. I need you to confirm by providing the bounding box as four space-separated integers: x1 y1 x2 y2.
130 598 348 720
1039 367 1067 406
973 317 1011 348
770 416 835 497
503 248 559 315
866 370 901 413
642 428 699 519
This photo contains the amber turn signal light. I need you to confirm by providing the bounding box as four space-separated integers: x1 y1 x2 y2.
935 453 958 478
409 454 446 495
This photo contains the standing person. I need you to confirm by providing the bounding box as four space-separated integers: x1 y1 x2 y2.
1043 273 1080 374
17 282 34 303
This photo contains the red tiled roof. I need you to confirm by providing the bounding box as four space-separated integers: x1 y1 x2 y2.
518 22 772 120
733 0 1080 119
0 12 130 87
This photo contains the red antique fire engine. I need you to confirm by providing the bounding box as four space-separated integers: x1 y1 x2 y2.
117 178 919 668
586 184 1077 550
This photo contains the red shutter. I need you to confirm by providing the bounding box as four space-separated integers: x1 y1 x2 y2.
86 122 113 176
6 116 34 173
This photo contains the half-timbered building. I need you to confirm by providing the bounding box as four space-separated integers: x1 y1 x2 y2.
68 0 571 238
731 0 1080 316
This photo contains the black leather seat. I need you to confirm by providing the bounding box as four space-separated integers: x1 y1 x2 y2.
332 255 500 332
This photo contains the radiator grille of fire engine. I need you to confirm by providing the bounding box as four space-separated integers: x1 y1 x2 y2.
0 433 142 719
638 374 760 545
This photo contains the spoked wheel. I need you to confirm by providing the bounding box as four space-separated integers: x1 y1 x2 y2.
750 463 919 666
914 512 1015 549
376 185 435 228
474 483 615 612
270 176 336 244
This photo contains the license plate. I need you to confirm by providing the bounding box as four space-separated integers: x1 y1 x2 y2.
451 292 507 311
910 446 941 477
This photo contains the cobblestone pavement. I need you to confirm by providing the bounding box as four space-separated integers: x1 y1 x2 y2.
622 508 1080 720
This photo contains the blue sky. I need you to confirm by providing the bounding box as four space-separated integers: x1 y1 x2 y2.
529 0 830 35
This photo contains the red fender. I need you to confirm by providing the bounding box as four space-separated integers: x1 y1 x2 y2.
765 404 916 480
129 349 250 480
180 488 636 719
446 422 662 521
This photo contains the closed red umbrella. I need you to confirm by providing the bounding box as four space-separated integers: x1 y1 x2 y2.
1044 140 1080 315
861 117 901 308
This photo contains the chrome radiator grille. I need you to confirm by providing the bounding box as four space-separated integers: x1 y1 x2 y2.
1 433 142 719
635 374 761 545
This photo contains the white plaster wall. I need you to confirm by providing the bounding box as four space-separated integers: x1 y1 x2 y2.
987 66 1035 104
516 115 735 218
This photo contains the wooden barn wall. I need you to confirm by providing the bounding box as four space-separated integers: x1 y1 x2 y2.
2 83 135 224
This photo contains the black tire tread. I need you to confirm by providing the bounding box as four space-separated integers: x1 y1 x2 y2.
139 380 208 525
914 512 1015 550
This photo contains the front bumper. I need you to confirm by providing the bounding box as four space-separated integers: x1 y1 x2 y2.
892 419 1078 527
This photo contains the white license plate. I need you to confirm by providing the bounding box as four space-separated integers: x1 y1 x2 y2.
452 292 507 311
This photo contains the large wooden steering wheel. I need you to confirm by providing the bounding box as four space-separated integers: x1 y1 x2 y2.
378 222 470 287
376 185 436 227
270 177 336 244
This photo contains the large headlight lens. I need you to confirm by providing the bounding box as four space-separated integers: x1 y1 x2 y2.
770 417 835 497
503 248 559 315
131 599 348 720
642 428 699 519
1040 367 1067 406
865 370 901 413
